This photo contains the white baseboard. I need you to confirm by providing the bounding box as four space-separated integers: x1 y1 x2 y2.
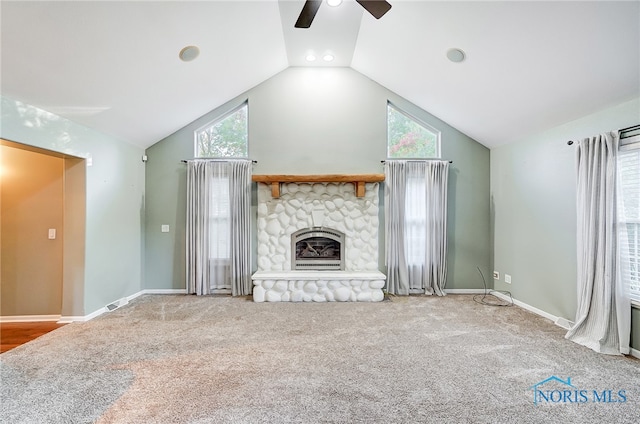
58 288 188 323
59 307 106 323
407 289 485 295
554 316 574 330
478 292 640 358
57 316 83 324
0 315 61 323
491 291 571 328
445 289 486 294
127 290 145 301
141 289 187 294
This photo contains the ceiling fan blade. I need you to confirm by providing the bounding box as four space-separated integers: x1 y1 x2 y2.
356 0 392 19
295 0 323 28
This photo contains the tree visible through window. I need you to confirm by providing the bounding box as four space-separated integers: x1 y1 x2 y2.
195 102 248 158
387 102 440 159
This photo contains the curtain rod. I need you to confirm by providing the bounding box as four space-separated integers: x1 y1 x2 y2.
567 124 640 145
181 159 257 163
381 159 453 164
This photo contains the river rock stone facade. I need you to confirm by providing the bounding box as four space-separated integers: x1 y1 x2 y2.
252 271 385 303
253 181 385 302
256 182 379 271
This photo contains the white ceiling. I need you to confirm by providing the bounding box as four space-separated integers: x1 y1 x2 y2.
1 1 638 149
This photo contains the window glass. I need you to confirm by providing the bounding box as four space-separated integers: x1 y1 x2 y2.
387 103 440 159
209 176 230 260
195 103 248 158
405 175 427 266
618 142 640 301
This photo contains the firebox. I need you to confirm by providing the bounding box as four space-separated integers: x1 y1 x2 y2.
291 227 345 270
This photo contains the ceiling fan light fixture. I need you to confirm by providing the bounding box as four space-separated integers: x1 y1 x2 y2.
295 0 390 28
179 45 200 62
323 54 335 62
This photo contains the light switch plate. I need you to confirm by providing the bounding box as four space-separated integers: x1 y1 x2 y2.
161 225 170 233
48 228 56 239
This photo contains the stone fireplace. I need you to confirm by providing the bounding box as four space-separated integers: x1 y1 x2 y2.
251 176 386 302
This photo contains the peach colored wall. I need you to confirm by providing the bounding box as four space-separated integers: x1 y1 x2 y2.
1 144 64 316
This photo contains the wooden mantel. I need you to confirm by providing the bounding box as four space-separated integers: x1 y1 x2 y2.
252 174 385 198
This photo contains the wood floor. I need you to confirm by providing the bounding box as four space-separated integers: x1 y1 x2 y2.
0 322 66 353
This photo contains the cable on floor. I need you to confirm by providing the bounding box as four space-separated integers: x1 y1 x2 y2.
473 266 513 307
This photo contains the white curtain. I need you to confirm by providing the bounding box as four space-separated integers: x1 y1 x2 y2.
385 161 410 295
385 160 450 295
229 160 252 296
209 163 231 291
186 159 252 296
565 132 631 355
186 160 212 295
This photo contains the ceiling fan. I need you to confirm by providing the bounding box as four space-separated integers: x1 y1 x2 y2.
295 0 392 29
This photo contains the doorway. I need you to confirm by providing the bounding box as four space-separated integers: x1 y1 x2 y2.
1 139 86 320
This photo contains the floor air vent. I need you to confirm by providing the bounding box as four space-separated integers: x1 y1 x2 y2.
105 298 129 312
554 317 573 330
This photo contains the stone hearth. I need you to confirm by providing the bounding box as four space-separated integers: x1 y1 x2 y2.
252 271 385 302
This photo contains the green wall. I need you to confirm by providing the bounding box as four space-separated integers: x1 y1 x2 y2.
632 307 640 350
1 96 145 316
145 67 490 292
491 97 640 349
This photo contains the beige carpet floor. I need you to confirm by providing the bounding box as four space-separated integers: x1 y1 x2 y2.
1 294 639 423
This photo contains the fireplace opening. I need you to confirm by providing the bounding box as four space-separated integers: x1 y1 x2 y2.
292 227 345 270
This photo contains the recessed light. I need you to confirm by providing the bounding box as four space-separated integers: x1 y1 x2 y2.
446 48 466 63
327 0 343 6
323 54 334 62
306 54 317 62
179 45 200 62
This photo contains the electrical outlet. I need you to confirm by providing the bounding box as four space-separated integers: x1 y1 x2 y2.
505 274 512 284
492 271 499 280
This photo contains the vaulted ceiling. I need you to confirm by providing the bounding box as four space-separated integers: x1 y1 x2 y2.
1 1 638 149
